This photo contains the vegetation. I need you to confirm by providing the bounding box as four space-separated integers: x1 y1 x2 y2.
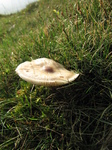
0 0 112 149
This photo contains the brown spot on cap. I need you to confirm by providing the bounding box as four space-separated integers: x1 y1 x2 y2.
43 66 54 73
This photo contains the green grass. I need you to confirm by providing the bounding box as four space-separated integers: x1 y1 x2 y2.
0 0 112 149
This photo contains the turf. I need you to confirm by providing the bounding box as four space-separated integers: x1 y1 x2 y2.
0 0 112 149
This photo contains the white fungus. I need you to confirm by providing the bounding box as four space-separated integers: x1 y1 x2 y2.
15 58 79 86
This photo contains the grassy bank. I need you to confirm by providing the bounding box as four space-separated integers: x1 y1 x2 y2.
0 0 112 149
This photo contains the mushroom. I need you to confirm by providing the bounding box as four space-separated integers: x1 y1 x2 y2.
15 58 79 86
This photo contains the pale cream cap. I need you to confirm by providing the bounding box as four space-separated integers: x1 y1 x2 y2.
15 58 79 86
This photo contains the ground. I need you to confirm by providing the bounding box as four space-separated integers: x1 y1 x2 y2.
0 0 112 149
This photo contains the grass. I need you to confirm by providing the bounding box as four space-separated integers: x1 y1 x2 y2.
0 0 112 149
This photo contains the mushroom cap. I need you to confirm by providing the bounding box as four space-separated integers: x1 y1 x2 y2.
15 58 79 86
